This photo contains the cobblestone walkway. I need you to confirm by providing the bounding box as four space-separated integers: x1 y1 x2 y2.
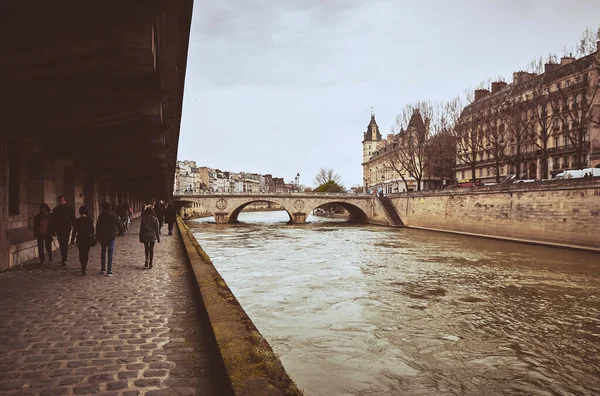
0 220 220 395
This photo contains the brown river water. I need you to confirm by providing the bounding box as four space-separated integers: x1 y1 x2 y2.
188 211 600 396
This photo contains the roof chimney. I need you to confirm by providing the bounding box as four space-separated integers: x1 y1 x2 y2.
491 81 507 94
560 56 575 66
474 89 490 101
513 71 536 85
544 63 559 73
387 134 394 142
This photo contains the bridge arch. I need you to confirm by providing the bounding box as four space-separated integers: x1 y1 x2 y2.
172 193 396 225
306 201 369 223
228 200 292 223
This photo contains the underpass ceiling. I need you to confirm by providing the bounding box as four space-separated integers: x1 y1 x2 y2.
0 0 193 199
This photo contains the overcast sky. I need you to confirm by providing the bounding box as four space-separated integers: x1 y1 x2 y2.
178 0 599 188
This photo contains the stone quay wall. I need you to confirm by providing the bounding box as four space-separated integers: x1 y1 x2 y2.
390 179 600 252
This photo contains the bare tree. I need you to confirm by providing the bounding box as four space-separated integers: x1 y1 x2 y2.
426 128 456 182
387 101 433 191
453 92 486 183
314 168 342 187
527 55 545 74
576 26 600 57
549 54 600 168
503 99 531 179
482 100 509 182
525 82 554 179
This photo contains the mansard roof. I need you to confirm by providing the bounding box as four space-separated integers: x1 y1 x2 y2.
461 51 598 118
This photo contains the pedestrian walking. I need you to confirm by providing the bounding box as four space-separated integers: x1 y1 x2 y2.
165 202 177 236
51 195 75 266
118 202 131 231
70 206 95 275
154 201 165 232
96 202 124 276
139 207 160 268
33 204 53 264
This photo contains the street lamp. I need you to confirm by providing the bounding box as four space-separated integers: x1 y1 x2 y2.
295 172 300 191
381 174 385 195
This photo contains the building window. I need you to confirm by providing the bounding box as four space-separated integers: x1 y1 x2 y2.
461 171 465 180
8 142 20 215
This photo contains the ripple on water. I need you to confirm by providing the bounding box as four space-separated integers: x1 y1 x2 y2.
188 212 600 396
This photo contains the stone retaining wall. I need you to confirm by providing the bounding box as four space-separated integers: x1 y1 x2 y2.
176 217 303 396
390 179 600 251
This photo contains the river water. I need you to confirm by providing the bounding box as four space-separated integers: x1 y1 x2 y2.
188 211 600 396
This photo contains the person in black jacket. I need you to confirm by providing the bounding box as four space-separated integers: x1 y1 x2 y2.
95 202 124 276
164 202 177 236
154 201 165 232
139 207 161 268
33 204 53 264
51 195 75 266
70 206 95 275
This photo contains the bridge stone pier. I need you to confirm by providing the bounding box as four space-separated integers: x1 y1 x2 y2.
173 193 403 226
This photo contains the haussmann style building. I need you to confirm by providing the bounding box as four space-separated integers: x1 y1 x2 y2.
455 41 600 184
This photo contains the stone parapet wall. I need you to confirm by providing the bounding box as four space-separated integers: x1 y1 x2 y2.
390 179 600 251
176 217 303 395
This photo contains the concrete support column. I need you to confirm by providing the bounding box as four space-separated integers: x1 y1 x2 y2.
28 149 44 227
74 169 85 212
42 159 57 208
0 140 9 271
84 173 100 221
291 212 307 224
214 212 229 224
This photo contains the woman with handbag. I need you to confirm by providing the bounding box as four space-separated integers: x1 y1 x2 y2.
70 205 95 275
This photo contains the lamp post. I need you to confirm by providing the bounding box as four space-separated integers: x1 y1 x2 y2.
295 172 300 192
381 174 385 195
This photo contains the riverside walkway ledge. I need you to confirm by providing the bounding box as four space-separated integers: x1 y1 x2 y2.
0 219 227 395
176 217 303 396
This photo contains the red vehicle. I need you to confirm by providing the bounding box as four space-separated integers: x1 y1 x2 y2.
446 179 482 188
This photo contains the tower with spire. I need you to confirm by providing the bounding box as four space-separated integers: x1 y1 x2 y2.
362 111 382 165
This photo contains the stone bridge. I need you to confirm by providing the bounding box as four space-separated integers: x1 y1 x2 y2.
173 193 403 225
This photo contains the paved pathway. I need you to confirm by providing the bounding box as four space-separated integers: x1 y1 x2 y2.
0 219 220 395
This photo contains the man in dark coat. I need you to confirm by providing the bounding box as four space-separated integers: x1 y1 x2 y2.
154 201 165 232
51 195 75 266
95 202 124 276
164 203 177 236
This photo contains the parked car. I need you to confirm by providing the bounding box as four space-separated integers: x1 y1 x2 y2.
554 168 600 180
499 174 517 184
513 179 536 183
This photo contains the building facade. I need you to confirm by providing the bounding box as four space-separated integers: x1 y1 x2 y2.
361 113 429 193
455 42 600 183
175 165 291 194
174 160 201 193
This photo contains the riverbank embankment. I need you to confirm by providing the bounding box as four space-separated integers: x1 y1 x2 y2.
389 178 600 252
177 217 303 395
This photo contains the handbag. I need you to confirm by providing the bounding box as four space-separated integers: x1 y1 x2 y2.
90 235 98 247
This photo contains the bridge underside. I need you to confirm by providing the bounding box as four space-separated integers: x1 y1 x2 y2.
0 1 194 270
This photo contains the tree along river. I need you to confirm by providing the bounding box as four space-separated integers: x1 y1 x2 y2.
188 211 600 396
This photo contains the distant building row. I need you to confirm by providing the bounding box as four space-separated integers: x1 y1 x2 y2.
362 40 600 191
455 42 600 183
173 161 298 193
